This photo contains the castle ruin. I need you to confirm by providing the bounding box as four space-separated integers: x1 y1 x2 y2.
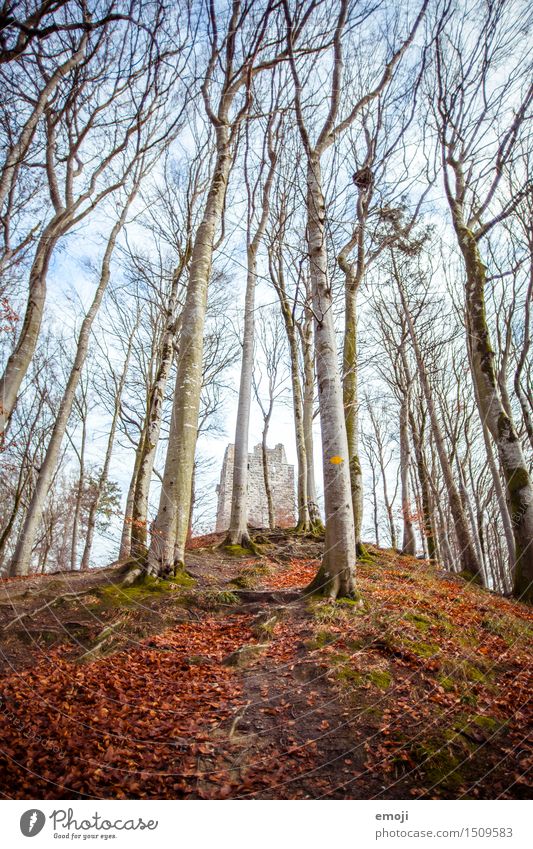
215 443 295 532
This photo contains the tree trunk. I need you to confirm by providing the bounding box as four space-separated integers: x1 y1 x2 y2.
284 312 309 531
70 413 87 571
305 156 356 598
301 306 322 530
119 445 141 561
271 267 310 531
130 293 182 561
340 259 364 549
226 249 257 546
409 408 437 560
146 132 232 577
457 223 533 601
399 393 416 555
261 406 275 530
0 219 63 437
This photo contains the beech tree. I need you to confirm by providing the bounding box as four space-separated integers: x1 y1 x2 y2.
225 104 279 548
145 0 298 578
283 0 428 597
432 0 533 600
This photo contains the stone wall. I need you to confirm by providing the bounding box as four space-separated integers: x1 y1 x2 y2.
215 442 295 531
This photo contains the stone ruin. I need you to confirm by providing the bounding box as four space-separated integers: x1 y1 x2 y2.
215 443 295 532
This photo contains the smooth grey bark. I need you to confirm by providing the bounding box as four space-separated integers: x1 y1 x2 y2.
269 258 310 531
70 408 87 571
338 240 364 549
130 286 183 561
285 0 428 596
300 300 322 530
261 400 275 530
399 393 416 555
0 217 66 437
146 131 233 577
226 136 276 546
305 155 357 597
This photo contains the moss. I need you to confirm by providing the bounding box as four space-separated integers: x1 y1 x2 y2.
438 674 456 692
387 634 439 658
97 574 192 607
167 571 196 588
367 668 392 690
440 657 490 685
458 569 483 586
470 714 499 732
410 741 463 791
507 467 529 513
306 629 338 650
459 692 478 706
230 563 273 590
230 574 256 589
481 613 532 644
222 544 253 557
334 665 365 685
356 542 374 562
309 595 366 626
404 611 432 631
184 589 240 609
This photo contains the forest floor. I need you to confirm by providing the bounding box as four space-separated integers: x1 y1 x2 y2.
0 530 531 800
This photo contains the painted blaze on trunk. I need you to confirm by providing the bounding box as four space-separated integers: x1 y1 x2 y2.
305 159 357 599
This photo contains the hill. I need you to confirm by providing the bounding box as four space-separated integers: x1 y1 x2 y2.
0 532 531 800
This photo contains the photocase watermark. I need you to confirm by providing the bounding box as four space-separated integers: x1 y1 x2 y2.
19 808 159 840
0 697 65 759
20 809 46 837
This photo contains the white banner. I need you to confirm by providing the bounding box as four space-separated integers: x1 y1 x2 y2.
2 799 531 849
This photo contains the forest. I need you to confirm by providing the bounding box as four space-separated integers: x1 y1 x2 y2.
0 0 531 803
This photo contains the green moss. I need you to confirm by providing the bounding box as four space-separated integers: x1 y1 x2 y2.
440 657 490 685
368 668 392 690
306 629 338 650
438 674 456 692
222 544 253 557
481 613 532 644
470 714 499 732
334 665 365 685
184 589 240 609
404 611 432 631
309 595 366 626
458 569 483 586
356 542 374 562
98 574 193 607
387 634 439 658
410 741 463 791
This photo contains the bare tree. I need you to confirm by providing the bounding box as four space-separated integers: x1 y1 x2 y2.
432 0 533 599
225 101 279 548
283 0 428 597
